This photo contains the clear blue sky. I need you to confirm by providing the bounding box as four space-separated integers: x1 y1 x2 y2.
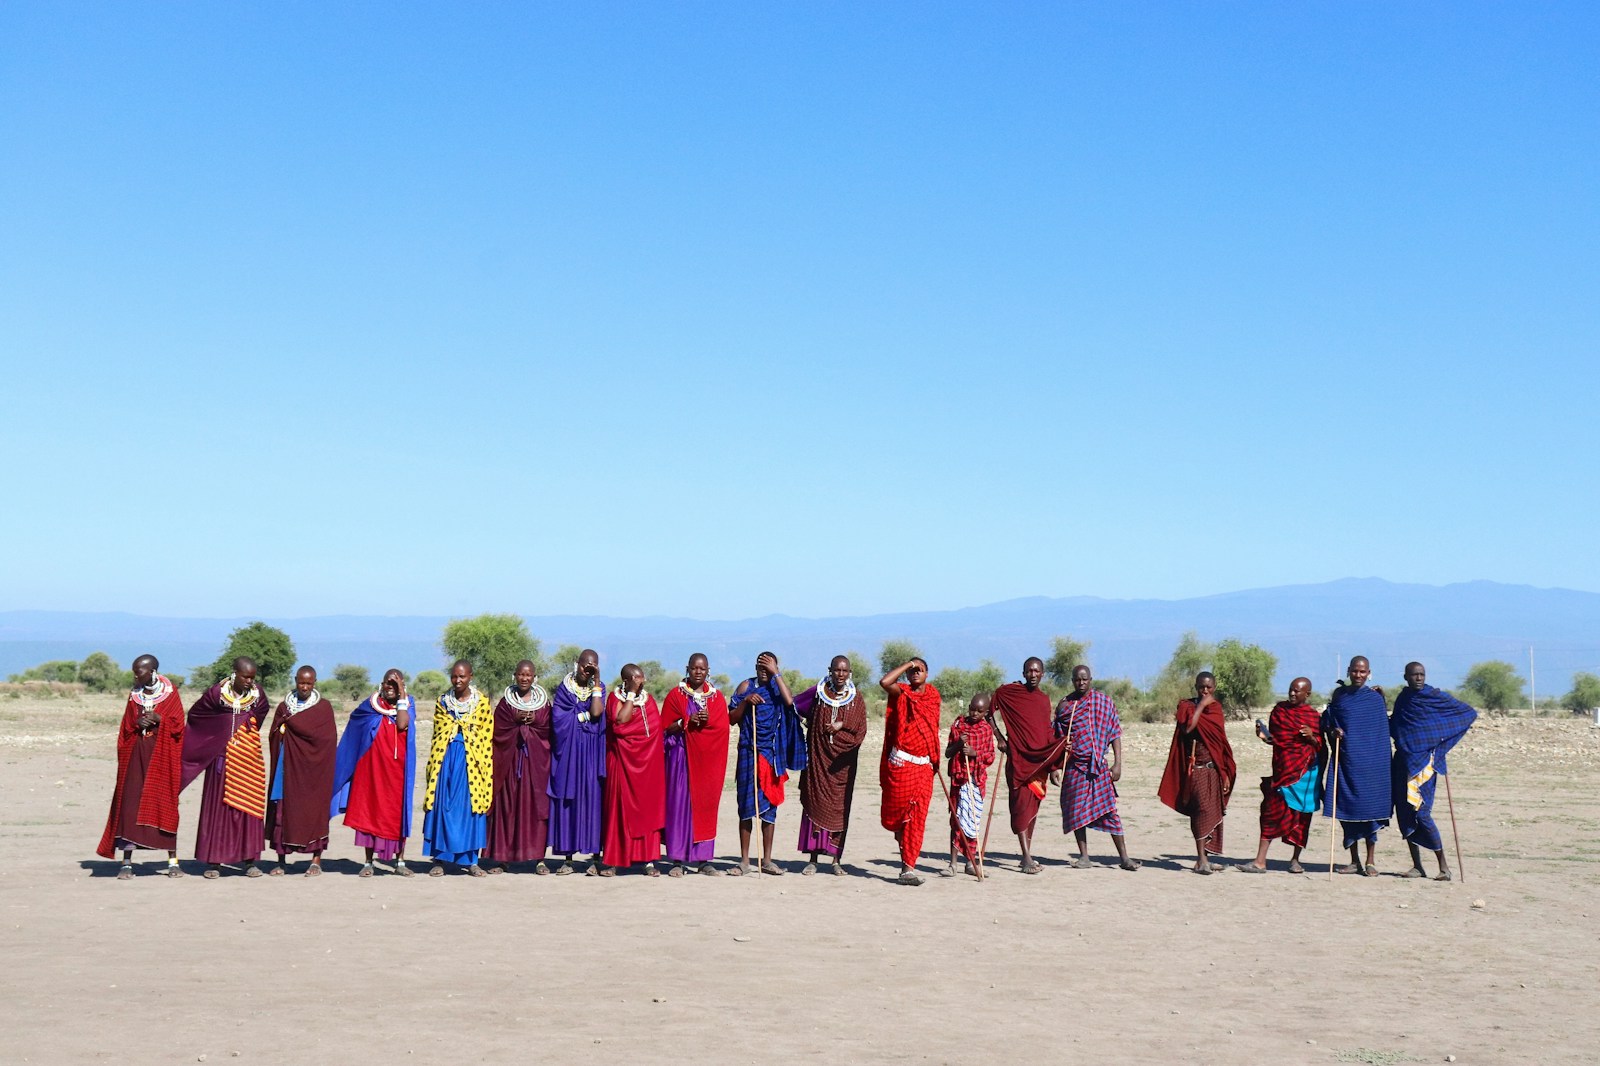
2 3 1595 619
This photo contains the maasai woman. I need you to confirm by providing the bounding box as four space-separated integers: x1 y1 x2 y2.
182 656 270 878
548 649 607 875
330 669 417 877
97 654 185 878
660 653 729 877
265 665 337 877
1157 671 1238 874
1243 677 1323 874
484 659 553 873
423 660 494 876
795 655 868 876
601 664 665 876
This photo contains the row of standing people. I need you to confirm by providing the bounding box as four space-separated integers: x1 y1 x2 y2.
95 650 1476 882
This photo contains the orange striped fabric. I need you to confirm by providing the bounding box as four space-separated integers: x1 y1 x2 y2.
223 723 267 819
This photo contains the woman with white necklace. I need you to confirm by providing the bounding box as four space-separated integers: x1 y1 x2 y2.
423 660 495 876
600 663 665 876
794 655 869 876
483 659 553 873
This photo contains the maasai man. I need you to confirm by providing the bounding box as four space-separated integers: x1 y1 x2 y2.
879 657 941 886
660 653 730 877
97 654 185 878
1392 662 1477 881
484 659 553 874
1053 665 1140 871
423 660 493 876
1323 655 1391 876
794 655 869 876
182 657 271 878
944 692 996 878
330 669 417 877
1243 677 1323 874
548 649 607 875
989 657 1068 874
1158 672 1239 874
601 664 665 876
265 665 336 877
729 651 805 876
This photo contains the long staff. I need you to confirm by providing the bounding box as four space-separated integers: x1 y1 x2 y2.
1443 770 1466 884
962 753 986 882
1326 734 1342 882
934 762 955 874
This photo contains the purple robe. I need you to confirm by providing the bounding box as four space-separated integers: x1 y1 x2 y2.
181 681 269 865
547 680 606 856
663 732 715 863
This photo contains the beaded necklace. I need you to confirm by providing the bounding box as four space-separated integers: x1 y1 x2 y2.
130 674 173 711
441 687 482 720
503 683 549 712
677 679 716 709
284 689 320 715
562 672 602 701
220 676 259 715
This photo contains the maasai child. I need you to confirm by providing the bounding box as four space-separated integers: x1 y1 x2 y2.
660 653 730 877
548 649 607 875
601 664 665 876
483 659 553 873
879 657 941 886
1243 677 1323 874
794 655 868 876
729 651 805 876
423 660 494 876
97 654 185 878
1157 671 1238 874
1323 656 1391 876
1055 665 1140 871
990 657 1068 874
265 665 336 877
182 657 270 879
330 669 417 877
1391 662 1477 881
944 691 996 878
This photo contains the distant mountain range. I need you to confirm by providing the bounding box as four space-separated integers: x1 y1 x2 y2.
3 578 1597 693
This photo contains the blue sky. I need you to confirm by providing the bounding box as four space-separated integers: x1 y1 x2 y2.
2 3 1595 619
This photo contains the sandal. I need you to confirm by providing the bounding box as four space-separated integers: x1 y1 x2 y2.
1287 862 1306 874
305 862 322 878
555 862 574 876
394 862 415 877
759 862 784 876
359 863 375 878
696 863 721 877
467 864 488 878
727 864 746 877
245 865 263 878
481 864 502 875
268 865 286 877
428 865 446 877
1236 863 1267 874
1433 870 1453 882
117 863 134 881
598 866 617 877
203 867 221 880
668 864 685 878
801 862 817 877
1071 857 1093 869
534 862 550 876
166 864 184 878
830 862 846 876
1020 860 1043 875
1363 864 1380 877
1119 859 1142 871
896 870 925 886
939 866 956 878
645 863 661 878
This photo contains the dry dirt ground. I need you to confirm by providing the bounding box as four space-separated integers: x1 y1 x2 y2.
3 694 1598 1065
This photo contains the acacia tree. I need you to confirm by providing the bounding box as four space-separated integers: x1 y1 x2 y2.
440 614 544 693
930 660 1006 707
878 639 923 678
201 622 297 693
78 652 122 693
1561 672 1600 714
1147 632 1216 715
1043 635 1091 689
1212 638 1278 711
1459 660 1525 712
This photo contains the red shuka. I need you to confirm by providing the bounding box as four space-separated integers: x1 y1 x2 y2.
1157 698 1238 815
345 718 406 841
990 681 1069 833
98 687 186 858
879 683 941 831
602 692 665 867
660 684 730 843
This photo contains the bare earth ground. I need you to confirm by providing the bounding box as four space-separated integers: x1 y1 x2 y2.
3 695 1598 1066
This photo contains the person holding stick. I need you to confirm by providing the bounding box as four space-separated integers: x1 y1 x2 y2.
943 692 996 878
1391 662 1477 881
729 651 804 875
1241 677 1323 874
879 657 942 885
988 657 1066 874
1053 665 1140 871
1321 656 1391 876
794 655 868 876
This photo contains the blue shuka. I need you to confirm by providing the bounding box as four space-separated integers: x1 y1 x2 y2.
1390 684 1477 851
732 677 807 823
547 680 607 855
330 697 417 840
1321 682 1391 845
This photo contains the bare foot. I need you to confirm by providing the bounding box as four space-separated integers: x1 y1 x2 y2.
1192 864 1213 875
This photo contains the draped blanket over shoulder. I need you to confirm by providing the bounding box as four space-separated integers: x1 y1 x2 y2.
1260 700 1323 848
990 682 1068 834
1390 685 1477 852
266 693 337 854
183 680 270 865
98 677 185 858
880 683 941 866
331 695 417 859
1055 689 1124 834
424 688 494 866
548 676 607 856
1157 698 1237 855
733 676 806 824
1322 683 1391 846
794 682 868 857
661 681 730 862
602 690 665 868
486 685 553 864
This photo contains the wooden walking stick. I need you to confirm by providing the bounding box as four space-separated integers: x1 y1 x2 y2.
935 762 956 874
1443 770 1466 884
978 725 1007 865
1326 733 1342 882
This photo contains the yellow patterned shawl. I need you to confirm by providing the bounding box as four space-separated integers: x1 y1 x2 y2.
424 691 494 814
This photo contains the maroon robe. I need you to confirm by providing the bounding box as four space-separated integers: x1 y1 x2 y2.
485 691 552 863
991 682 1069 834
265 696 336 854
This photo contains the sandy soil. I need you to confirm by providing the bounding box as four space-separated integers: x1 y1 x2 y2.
3 694 1598 1065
